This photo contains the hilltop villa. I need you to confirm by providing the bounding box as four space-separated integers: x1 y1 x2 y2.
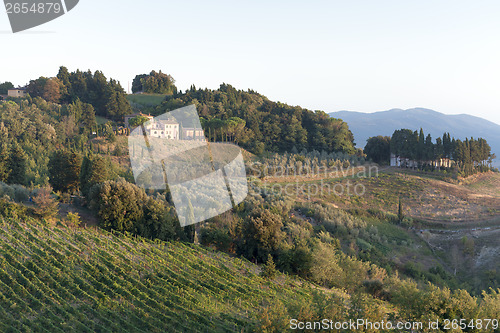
125 112 205 140
7 87 27 98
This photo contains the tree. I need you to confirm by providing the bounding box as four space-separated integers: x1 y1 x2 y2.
89 179 147 232
66 212 81 227
0 82 14 95
80 103 96 135
7 144 27 185
261 254 277 279
42 77 62 103
134 70 177 94
33 186 59 219
137 197 178 241
57 66 73 103
364 136 391 164
131 74 147 93
435 137 444 160
129 115 150 128
26 77 49 98
398 197 404 223
80 154 109 197
424 134 434 161
237 207 285 262
48 150 82 194
105 87 131 121
417 128 425 161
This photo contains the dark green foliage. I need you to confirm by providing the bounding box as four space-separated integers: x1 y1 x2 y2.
137 197 178 241
79 103 97 134
364 136 391 164
54 67 131 120
154 83 356 155
7 143 27 185
79 154 109 197
0 81 14 94
236 206 285 262
89 179 147 232
391 128 493 175
89 179 181 241
131 74 147 93
200 227 233 252
132 70 176 94
48 149 82 193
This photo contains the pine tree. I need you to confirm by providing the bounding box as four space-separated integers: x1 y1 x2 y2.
261 254 277 279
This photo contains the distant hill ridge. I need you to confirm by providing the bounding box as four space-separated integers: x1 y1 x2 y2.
329 108 500 166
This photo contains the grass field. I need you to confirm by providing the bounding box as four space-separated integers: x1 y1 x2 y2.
263 169 500 222
126 94 167 107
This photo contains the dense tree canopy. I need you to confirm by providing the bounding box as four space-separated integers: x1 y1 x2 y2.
25 67 131 121
364 136 391 164
0 81 14 95
48 149 82 194
391 128 493 175
153 84 356 155
132 70 177 94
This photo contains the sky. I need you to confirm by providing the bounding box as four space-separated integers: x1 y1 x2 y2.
1 0 500 125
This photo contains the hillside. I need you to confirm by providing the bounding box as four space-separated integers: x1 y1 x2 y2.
0 217 347 332
329 108 500 166
260 164 500 292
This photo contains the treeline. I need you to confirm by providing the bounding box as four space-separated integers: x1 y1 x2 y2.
366 129 495 176
0 98 126 187
391 129 494 175
44 147 192 242
26 66 131 120
132 70 177 95
153 83 357 155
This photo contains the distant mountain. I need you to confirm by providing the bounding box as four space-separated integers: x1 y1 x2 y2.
329 108 500 166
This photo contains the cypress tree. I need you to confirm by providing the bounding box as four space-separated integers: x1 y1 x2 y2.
398 197 404 223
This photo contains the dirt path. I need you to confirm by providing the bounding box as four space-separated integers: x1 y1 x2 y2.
58 202 99 227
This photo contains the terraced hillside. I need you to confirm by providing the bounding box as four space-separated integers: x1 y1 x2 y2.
0 217 345 332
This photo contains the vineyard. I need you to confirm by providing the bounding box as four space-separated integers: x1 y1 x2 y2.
0 217 336 332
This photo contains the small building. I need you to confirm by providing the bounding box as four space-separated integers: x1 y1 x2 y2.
181 127 205 140
7 88 27 98
391 154 454 169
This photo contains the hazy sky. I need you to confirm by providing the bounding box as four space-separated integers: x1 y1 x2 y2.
1 0 500 124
